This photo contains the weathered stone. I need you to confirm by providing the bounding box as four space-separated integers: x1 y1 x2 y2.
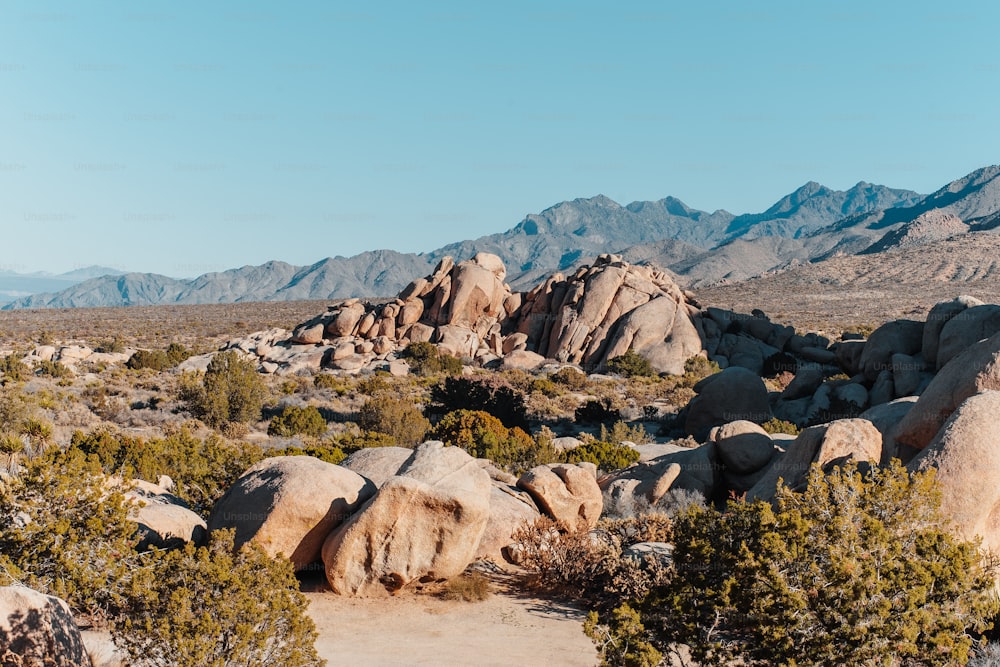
921 296 983 367
747 419 882 502
340 447 414 488
517 463 603 532
858 320 924 383
327 302 367 338
208 456 375 571
291 322 325 345
476 482 540 563
710 420 775 474
501 350 546 371
936 304 1000 370
0 586 92 667
781 364 825 401
908 391 1000 554
323 442 492 596
895 331 1000 450
685 367 772 440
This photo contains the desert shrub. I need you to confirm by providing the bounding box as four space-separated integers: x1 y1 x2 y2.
528 376 560 397
682 355 720 381
442 572 492 602
565 440 640 472
607 350 657 378
399 341 463 377
270 443 347 465
0 447 140 621
185 350 267 428
512 514 671 610
127 344 188 371
313 373 349 395
95 337 127 354
584 604 663 667
268 404 327 438
358 393 429 447
761 417 800 435
549 366 590 390
575 397 621 425
429 375 529 430
599 420 652 445
70 428 263 515
614 460 998 666
111 529 324 667
355 374 391 397
33 359 72 378
328 429 399 452
0 354 28 383
429 409 556 473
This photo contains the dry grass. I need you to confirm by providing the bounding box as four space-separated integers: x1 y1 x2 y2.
441 572 492 602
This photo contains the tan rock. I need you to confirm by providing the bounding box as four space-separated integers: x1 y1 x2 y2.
476 482 541 563
935 304 1000 370
908 391 1000 554
340 446 414 487
922 296 983 367
517 464 603 532
747 419 882 502
710 420 775 474
323 442 492 596
501 350 546 371
894 331 1000 450
291 322 325 345
208 456 375 571
0 586 92 667
327 302 367 338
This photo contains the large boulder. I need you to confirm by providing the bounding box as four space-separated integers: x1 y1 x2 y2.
710 420 775 475
908 391 1000 554
685 367 772 440
0 586 92 667
323 442 492 596
476 482 541 564
921 296 983 368
600 444 717 515
894 331 1000 450
747 419 882 502
859 396 919 464
858 320 924 383
339 446 414 488
126 480 207 551
935 304 1000 370
517 463 603 532
599 295 702 376
208 456 375 571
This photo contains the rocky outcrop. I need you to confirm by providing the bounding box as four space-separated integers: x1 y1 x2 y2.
221 253 706 376
208 456 375 570
323 442 492 596
517 463 603 533
894 331 1000 450
125 479 207 551
907 391 1000 554
684 367 771 440
747 419 882 502
477 483 541 563
0 586 92 667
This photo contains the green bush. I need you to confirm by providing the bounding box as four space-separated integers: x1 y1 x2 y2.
575 398 621 425
186 350 267 428
358 393 430 447
0 354 28 383
0 447 139 621
313 373 349 395
429 409 555 473
611 460 998 666
549 366 590 391
111 529 325 667
429 375 529 430
33 359 72 378
70 428 263 516
565 440 640 472
399 341 463 376
607 350 657 378
268 404 327 438
761 417 800 435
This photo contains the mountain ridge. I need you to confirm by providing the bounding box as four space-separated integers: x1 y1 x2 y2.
6 167 998 310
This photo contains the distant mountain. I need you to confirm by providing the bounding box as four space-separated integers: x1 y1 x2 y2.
0 265 126 304
14 168 1000 310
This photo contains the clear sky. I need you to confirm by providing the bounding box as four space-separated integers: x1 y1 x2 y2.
1 1 998 277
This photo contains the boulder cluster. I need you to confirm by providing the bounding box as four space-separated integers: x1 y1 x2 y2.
207 443 602 596
208 252 702 376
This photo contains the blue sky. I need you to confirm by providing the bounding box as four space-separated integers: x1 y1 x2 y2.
1 1 998 277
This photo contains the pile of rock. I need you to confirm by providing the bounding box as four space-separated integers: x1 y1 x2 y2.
213 252 703 376
207 442 603 597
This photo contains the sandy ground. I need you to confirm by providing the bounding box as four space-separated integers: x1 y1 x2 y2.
81 580 598 667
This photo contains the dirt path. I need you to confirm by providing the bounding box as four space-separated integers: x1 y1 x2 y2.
82 586 598 667
306 587 597 667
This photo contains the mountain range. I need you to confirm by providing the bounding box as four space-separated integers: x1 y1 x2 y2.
5 166 999 310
